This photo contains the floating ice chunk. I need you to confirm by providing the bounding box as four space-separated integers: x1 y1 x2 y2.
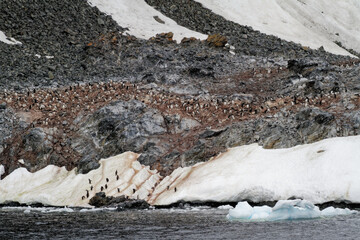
218 205 234 210
227 200 357 221
228 202 254 220
321 206 357 217
250 206 272 220
268 199 321 221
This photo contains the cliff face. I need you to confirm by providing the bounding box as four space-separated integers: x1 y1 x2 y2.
0 0 359 178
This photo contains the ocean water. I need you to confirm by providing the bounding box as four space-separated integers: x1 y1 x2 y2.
0 207 359 240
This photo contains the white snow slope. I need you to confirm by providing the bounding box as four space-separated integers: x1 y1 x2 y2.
0 152 161 207
1 136 359 207
149 135 360 205
0 30 21 45
195 0 360 56
87 0 207 42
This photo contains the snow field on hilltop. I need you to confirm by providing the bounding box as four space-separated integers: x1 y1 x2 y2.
87 0 207 42
195 0 360 57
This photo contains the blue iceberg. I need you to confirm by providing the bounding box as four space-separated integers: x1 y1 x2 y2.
227 199 357 221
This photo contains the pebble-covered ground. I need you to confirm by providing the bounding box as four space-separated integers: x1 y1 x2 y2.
0 0 359 178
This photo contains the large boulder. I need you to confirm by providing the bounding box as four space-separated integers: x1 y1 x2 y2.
73 100 166 173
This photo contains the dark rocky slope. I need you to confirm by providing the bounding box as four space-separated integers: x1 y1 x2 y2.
0 0 359 178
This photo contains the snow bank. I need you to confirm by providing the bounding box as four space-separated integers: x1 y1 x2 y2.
2 136 360 207
149 135 360 205
227 200 357 221
88 0 207 42
0 30 21 45
0 152 161 207
195 0 360 56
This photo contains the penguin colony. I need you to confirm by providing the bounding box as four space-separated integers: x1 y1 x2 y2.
0 61 359 131
80 165 161 203
0 59 359 179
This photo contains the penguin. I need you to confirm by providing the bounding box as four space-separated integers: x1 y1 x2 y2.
115 170 118 175
88 179 92 184
90 186 93 191
133 189 136 194
106 178 109 182
116 175 119 181
117 188 120 193
86 190 89 198
105 184 108 189
82 196 85 200
101 186 104 191
174 187 177 192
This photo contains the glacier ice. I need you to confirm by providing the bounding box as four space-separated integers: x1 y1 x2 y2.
227 200 357 221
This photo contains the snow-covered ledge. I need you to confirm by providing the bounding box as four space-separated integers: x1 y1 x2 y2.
1 136 359 207
149 135 360 205
0 152 161 207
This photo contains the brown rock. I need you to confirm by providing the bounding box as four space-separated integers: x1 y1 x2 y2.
206 34 227 47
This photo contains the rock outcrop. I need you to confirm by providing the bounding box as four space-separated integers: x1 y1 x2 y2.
0 0 359 180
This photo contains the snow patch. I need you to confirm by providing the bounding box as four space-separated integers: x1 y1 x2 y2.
227 200 357 221
0 165 4 180
149 136 360 205
195 0 360 56
0 30 22 45
88 0 207 42
0 152 161 207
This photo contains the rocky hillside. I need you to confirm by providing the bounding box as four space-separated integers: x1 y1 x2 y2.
0 0 359 178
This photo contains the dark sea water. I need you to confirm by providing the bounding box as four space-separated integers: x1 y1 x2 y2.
0 207 359 240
